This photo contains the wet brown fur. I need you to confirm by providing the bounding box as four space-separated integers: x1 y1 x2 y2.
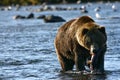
54 16 107 71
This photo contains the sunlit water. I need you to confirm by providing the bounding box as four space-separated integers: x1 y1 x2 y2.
0 2 120 80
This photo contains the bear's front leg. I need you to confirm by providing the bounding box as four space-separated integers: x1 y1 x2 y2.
91 51 105 74
58 55 74 72
75 54 85 71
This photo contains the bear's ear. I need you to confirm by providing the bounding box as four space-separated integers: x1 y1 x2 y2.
82 28 89 35
98 27 106 34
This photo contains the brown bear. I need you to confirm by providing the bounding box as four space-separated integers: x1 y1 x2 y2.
54 16 107 74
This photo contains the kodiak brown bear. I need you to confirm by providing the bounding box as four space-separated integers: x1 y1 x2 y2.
54 16 107 74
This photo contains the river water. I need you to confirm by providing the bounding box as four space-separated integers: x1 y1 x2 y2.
0 2 120 80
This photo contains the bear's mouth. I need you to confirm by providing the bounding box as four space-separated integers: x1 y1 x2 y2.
87 54 102 74
87 54 94 70
88 47 105 74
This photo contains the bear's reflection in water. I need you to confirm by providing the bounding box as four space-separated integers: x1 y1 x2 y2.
57 71 107 80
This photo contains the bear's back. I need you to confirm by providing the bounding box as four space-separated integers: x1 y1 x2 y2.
58 19 76 32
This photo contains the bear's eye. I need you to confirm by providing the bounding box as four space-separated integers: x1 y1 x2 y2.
87 40 91 45
85 37 91 46
82 28 89 35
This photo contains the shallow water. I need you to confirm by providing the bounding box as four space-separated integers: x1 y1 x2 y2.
0 2 120 80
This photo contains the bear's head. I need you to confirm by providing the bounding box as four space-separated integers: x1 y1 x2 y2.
76 22 107 73
77 22 107 51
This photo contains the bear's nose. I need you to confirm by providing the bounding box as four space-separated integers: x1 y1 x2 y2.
93 48 98 53
91 45 99 54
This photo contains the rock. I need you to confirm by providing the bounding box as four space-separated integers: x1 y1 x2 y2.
94 6 101 12
112 4 117 12
27 13 34 19
13 13 34 19
80 5 88 13
81 9 88 13
37 15 45 19
44 15 66 23
13 15 26 19
15 4 21 11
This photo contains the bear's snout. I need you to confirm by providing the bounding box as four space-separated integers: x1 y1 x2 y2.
92 48 99 54
90 44 99 54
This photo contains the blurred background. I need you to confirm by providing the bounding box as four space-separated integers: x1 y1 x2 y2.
0 0 120 6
